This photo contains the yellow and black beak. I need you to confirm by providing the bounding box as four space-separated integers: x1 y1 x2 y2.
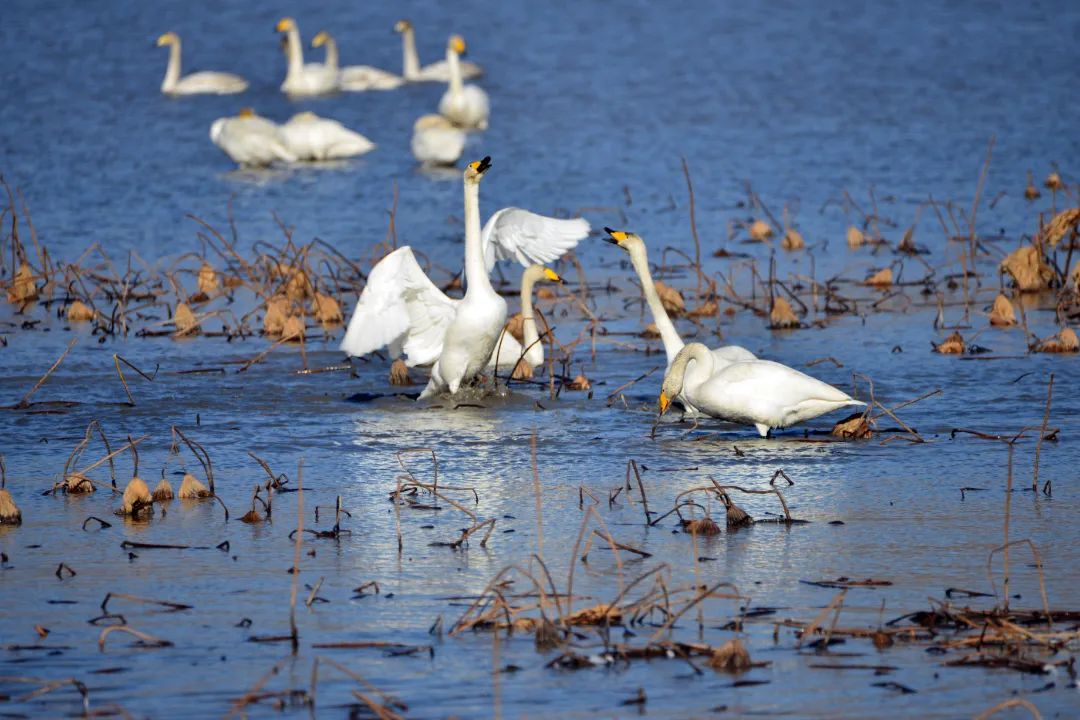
471 155 492 175
275 18 292 33
542 268 564 284
604 227 629 245
658 391 671 415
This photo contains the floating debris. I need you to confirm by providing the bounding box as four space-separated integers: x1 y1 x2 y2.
66 300 95 323
683 517 721 536
865 267 893 287
1034 327 1079 353
118 477 153 518
769 297 800 329
503 313 525 344
312 292 343 325
1000 245 1053 292
0 458 21 526
264 295 291 336
282 315 305 342
653 280 685 315
178 473 211 499
389 358 413 386
933 332 966 354
566 373 591 391
781 228 804 250
707 638 752 673
846 226 865 249
1024 171 1041 200
1044 170 1062 191
749 219 773 241
832 412 873 440
173 303 199 336
197 262 219 295
152 477 174 502
6 263 37 305
1041 207 1080 247
641 322 661 339
988 294 1016 326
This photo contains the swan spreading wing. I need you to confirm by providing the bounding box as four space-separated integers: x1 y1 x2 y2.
339 247 457 367
481 208 590 271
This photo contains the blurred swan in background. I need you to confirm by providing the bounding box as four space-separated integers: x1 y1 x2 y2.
281 111 375 160
660 343 865 437
276 18 338 96
411 114 466 166
395 20 483 82
156 32 247 96
210 108 295 167
311 31 404 92
438 36 490 129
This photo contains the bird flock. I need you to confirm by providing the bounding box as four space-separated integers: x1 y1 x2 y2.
157 18 488 167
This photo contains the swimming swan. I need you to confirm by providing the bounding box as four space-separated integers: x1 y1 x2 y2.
311 31 404 92
276 18 339 96
660 342 865 437
280 111 375 160
438 36 489 130
603 228 756 413
411 114 466 166
156 32 248 95
394 20 483 82
210 108 296 167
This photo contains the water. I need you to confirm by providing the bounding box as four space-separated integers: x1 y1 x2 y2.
2 0 1079 717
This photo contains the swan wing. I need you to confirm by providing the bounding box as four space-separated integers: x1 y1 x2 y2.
340 246 457 367
710 345 756 369
481 208 590 271
175 71 248 94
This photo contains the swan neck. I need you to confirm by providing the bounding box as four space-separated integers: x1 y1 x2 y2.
671 344 713 393
520 275 543 366
629 248 683 365
447 47 463 95
463 182 490 296
286 29 304 80
323 37 339 70
163 42 181 91
402 29 419 79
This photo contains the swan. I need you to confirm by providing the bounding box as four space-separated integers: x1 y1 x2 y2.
487 266 562 377
210 108 296 167
394 20 483 82
311 31 404 92
280 111 375 160
438 36 490 130
340 162 590 394
602 228 756 414
341 157 506 397
660 343 865 437
276 18 339 96
411 114 466 166
156 32 248 95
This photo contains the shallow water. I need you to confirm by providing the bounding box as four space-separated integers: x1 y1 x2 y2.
2 0 1080 718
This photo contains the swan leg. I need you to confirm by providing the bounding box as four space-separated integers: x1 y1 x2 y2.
754 423 771 438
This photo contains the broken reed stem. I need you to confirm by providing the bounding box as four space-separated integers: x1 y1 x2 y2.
225 655 292 719
17 337 76 408
973 698 1043 720
1032 373 1054 492
627 459 651 524
172 426 215 494
797 589 848 648
681 157 703 297
289 459 304 654
1003 443 1014 611
967 136 995 263
986 539 1052 629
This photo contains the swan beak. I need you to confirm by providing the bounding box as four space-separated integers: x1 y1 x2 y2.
451 36 467 55
155 33 172 47
603 227 629 245
276 18 293 33
312 31 327 47
658 391 670 415
394 20 411 33
543 268 563 284
469 156 492 175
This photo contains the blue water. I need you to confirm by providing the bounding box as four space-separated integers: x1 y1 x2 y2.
2 0 1079 717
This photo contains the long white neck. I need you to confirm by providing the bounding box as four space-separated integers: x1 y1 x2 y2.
162 42 182 92
463 181 492 298
321 37 339 70
670 344 713 396
286 29 305 82
628 245 684 365
447 46 463 97
401 29 420 79
520 275 544 367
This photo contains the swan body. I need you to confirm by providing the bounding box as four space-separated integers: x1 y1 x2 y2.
395 20 484 82
276 18 339 96
210 109 296 167
156 32 248 95
438 36 489 129
603 228 756 414
281 111 375 160
660 343 864 437
411 114 466 166
312 31 404 92
487 266 562 373
341 158 507 397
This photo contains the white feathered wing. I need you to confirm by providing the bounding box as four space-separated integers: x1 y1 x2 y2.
481 208 590 271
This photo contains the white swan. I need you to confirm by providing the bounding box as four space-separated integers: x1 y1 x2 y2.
411 114 466 166
210 108 296 167
487 266 562 376
311 31 404 92
281 111 375 160
394 20 483 82
156 32 248 95
438 36 490 130
660 343 865 437
603 228 756 414
341 157 507 397
276 18 338 96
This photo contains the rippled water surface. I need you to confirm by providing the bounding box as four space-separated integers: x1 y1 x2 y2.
2 0 1079 717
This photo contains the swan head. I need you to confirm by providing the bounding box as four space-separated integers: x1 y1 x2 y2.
448 35 467 55
156 32 179 47
464 156 492 184
394 19 412 33
603 227 646 256
524 265 564 286
312 31 330 48
237 108 256 119
276 17 296 33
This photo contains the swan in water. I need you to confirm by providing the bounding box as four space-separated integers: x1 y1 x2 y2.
487 266 563 377
411 114 466 166
438 36 489 130
394 20 483 82
280 111 375 160
276 18 339 96
659 343 865 437
311 31 404 92
210 108 296 167
156 32 248 95
603 228 756 414
340 161 590 395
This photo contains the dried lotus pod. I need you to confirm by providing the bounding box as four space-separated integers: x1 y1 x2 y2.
769 297 799 329
865 267 893 287
988 294 1016 327
654 280 685 315
66 300 94 322
749 219 773 241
